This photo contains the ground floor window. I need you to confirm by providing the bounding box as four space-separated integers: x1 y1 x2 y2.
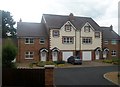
111 50 116 56
25 51 34 59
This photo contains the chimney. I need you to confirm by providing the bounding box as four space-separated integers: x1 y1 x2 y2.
110 25 113 29
19 18 22 22
110 25 113 31
69 13 74 21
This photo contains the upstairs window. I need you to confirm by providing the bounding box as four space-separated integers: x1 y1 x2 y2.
65 25 71 32
84 25 90 32
104 41 108 44
95 32 100 38
63 37 74 44
111 50 116 56
111 40 117 44
40 37 45 44
53 30 59 37
25 51 34 59
82 37 92 44
25 38 34 44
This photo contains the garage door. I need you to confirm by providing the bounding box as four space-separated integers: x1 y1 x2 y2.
82 51 91 61
63 52 73 61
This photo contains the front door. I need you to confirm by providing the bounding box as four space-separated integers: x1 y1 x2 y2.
103 51 107 59
52 51 58 61
95 51 100 60
41 52 46 61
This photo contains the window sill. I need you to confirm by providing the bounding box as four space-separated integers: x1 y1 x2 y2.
25 58 33 59
82 43 92 45
25 43 34 44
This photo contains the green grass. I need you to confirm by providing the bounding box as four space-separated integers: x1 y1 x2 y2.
102 58 120 65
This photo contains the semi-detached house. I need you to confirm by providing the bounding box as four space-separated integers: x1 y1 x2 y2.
16 13 120 63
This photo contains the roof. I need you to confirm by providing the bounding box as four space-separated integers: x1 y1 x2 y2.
101 27 120 40
17 22 47 37
43 14 100 31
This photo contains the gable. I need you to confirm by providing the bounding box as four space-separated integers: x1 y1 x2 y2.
43 14 100 31
61 21 76 30
81 22 95 32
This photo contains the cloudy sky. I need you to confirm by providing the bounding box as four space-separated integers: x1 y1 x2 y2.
0 0 119 33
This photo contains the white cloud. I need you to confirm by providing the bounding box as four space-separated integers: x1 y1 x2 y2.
0 0 119 33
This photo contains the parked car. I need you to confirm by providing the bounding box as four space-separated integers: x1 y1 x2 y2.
67 56 82 65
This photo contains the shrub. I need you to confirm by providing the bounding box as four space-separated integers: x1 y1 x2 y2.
36 61 45 67
54 61 65 65
29 63 33 68
2 38 17 68
102 59 113 63
45 61 55 65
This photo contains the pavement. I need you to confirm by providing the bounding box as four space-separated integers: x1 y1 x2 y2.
56 61 114 68
54 66 118 86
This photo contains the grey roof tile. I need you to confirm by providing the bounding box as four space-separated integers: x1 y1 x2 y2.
17 22 47 37
101 27 120 40
43 14 100 31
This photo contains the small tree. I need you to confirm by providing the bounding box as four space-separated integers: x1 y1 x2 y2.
2 38 17 68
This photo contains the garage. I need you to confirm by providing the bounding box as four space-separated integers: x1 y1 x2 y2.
62 51 73 61
82 51 92 61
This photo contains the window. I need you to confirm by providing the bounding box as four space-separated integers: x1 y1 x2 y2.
65 25 71 32
111 40 117 44
82 37 92 44
40 37 45 44
95 32 100 38
84 25 90 32
53 30 59 37
25 51 34 59
25 38 34 44
63 37 74 44
104 41 108 44
111 50 116 56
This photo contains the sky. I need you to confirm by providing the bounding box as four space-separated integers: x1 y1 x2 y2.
0 0 119 33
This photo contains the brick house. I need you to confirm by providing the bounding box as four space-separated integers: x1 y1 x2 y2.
16 13 120 63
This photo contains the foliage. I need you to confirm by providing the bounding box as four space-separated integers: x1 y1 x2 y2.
102 59 113 63
29 63 33 68
36 61 46 67
54 61 66 65
45 61 55 65
102 58 120 65
2 38 17 68
2 10 16 38
36 61 55 67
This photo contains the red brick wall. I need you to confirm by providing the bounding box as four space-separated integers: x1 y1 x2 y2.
103 40 119 59
17 37 48 63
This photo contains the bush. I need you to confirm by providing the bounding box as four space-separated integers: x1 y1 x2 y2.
45 61 55 65
36 61 45 67
2 38 17 68
54 61 65 65
36 61 55 67
102 59 113 63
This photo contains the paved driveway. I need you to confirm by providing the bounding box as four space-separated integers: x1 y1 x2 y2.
54 66 118 86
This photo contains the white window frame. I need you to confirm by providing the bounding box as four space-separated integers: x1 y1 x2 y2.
111 50 116 56
25 38 34 44
40 37 45 44
63 37 74 44
82 37 92 44
84 25 90 32
104 41 108 44
25 51 34 59
111 40 117 44
53 30 59 37
95 32 100 38
65 25 71 32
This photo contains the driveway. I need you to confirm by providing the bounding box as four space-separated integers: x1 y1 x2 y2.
54 66 118 86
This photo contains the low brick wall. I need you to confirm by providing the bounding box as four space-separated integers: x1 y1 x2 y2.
2 65 55 87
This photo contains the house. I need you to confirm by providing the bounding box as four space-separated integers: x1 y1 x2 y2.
16 13 120 63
